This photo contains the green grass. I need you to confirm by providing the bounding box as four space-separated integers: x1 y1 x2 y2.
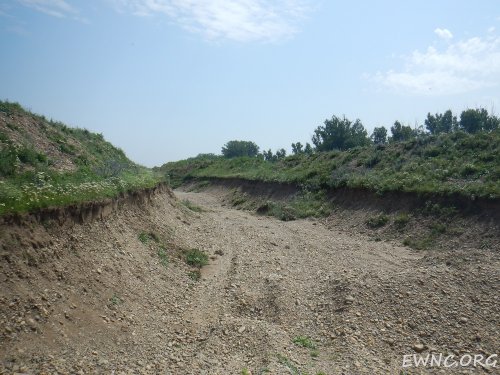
366 214 389 229
161 130 500 200
137 231 170 268
394 213 410 229
109 294 123 306
277 354 301 375
293 336 316 349
0 169 162 216
185 248 209 268
138 231 160 244
0 101 164 215
188 270 201 281
0 101 165 216
158 246 169 267
181 199 204 212
256 191 332 221
403 234 436 250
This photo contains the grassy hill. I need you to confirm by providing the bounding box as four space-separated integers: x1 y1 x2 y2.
0 101 163 215
161 130 500 200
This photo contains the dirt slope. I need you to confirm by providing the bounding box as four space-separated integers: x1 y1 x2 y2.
1 188 498 374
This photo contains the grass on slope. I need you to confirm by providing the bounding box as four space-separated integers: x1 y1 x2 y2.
161 130 500 199
0 101 163 215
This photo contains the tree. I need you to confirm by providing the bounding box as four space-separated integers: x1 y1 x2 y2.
275 148 287 159
390 121 415 142
485 114 500 132
312 115 370 151
291 142 304 155
425 110 455 134
221 140 259 158
262 149 274 161
304 143 313 155
371 126 387 145
459 108 498 133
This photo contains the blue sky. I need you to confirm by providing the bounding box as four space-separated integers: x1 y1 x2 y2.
1 1 499 166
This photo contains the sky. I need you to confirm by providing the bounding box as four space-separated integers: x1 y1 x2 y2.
1 1 499 167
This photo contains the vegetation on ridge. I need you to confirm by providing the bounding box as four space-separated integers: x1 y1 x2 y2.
0 101 163 215
160 108 500 200
161 130 499 199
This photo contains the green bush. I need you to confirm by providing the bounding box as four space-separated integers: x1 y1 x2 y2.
293 336 316 349
158 247 169 267
366 214 389 228
185 249 209 268
394 213 410 228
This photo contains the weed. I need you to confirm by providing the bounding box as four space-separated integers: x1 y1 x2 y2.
293 336 316 349
430 222 447 235
188 270 201 281
138 231 159 244
310 349 319 358
0 131 9 142
241 368 251 375
6 123 19 131
366 214 389 229
403 235 434 250
185 249 209 268
158 247 169 267
422 201 457 217
277 354 300 375
268 203 296 221
182 199 204 212
109 294 123 306
479 240 492 250
138 232 150 244
394 213 410 229
230 189 248 206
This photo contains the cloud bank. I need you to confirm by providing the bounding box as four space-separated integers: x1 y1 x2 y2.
113 0 312 42
17 0 77 18
373 29 500 95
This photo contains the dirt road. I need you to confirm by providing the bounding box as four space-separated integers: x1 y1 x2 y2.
169 190 498 374
172 190 420 374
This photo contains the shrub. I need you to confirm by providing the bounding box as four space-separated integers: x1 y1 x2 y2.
185 249 209 268
182 199 203 212
366 214 389 228
293 336 316 349
138 231 159 244
158 247 169 267
221 140 259 158
394 213 410 229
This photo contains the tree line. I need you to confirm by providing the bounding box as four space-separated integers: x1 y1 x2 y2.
220 107 500 159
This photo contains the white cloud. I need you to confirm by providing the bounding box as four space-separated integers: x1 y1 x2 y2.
372 31 500 95
17 0 77 18
113 0 312 42
434 27 453 40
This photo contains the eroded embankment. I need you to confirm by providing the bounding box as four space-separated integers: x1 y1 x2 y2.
188 177 499 219
0 183 171 251
0 182 205 373
182 177 500 253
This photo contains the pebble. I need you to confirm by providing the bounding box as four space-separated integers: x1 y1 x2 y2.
413 343 425 353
